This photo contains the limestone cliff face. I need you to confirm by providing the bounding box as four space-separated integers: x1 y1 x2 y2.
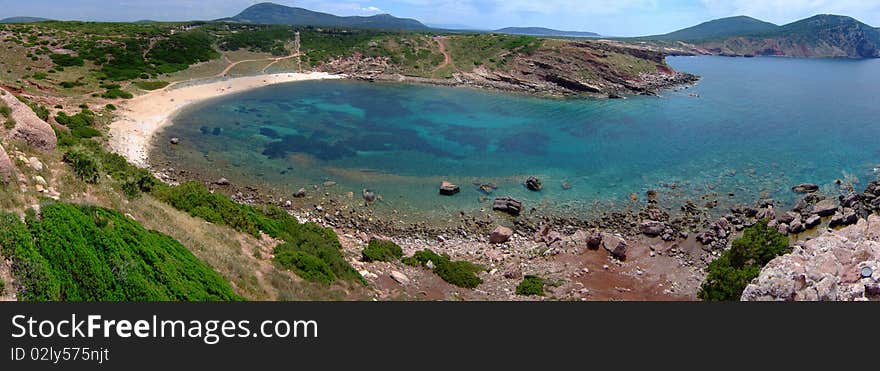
0 88 57 152
741 215 880 301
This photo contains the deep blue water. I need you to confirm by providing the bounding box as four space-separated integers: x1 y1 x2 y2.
154 56 880 218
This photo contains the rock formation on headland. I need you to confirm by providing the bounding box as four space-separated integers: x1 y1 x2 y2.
741 214 880 301
0 88 57 152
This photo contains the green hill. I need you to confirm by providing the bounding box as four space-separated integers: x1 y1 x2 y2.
702 14 880 58
0 17 51 24
222 2 428 30
651 15 779 42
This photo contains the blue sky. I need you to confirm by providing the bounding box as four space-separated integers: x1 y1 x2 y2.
3 1 880 36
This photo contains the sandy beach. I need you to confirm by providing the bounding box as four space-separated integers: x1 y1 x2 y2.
109 72 345 167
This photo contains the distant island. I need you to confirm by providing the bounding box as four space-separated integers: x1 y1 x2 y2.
494 27 600 38
0 17 51 23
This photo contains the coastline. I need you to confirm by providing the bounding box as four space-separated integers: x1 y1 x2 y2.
108 72 346 168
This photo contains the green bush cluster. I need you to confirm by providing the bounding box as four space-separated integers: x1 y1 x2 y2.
403 249 483 288
55 109 101 139
62 149 99 183
133 80 169 90
698 220 791 301
516 275 544 296
361 239 403 262
219 25 295 56
101 88 133 99
16 96 50 121
153 182 363 284
0 204 240 301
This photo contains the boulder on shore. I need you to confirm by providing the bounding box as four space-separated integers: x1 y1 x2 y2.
812 199 839 217
293 188 307 198
489 226 514 244
639 220 666 237
603 234 628 261
439 181 460 196
492 197 523 216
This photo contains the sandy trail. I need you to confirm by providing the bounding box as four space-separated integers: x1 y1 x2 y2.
109 72 344 168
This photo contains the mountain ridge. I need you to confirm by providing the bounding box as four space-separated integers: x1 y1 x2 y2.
220 2 428 30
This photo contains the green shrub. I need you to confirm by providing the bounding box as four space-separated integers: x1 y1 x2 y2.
0 205 240 301
56 110 101 139
516 275 544 296
3 118 14 130
403 249 483 288
698 220 791 301
62 149 99 183
16 96 49 121
152 182 362 284
362 239 403 262
0 104 11 118
105 104 116 111
101 88 133 99
133 80 169 90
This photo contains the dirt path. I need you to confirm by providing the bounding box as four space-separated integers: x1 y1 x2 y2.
432 36 453 78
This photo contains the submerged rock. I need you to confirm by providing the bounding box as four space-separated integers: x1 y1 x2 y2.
170 137 180 145
215 178 230 186
791 183 819 193
362 189 377 203
524 176 543 191
439 181 460 196
293 188 307 198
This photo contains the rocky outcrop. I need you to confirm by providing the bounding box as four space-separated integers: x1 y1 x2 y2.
741 215 880 301
524 176 542 191
0 89 56 152
0 143 13 182
439 181 460 196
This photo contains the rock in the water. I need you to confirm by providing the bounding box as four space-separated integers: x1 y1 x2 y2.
840 192 860 208
389 271 410 285
1 88 57 151
170 137 180 145
492 197 523 216
293 188 307 198
439 181 460 196
489 226 514 244
362 189 377 203
561 180 572 190
776 212 798 225
323 181 337 187
524 176 543 191
812 199 838 217
791 183 819 193
215 178 230 186
602 234 628 261
639 220 666 237
478 183 497 195
788 218 805 234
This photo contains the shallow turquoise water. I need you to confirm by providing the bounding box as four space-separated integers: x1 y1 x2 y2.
154 56 880 218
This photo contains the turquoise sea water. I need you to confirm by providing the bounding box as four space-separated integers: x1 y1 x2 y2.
153 56 880 219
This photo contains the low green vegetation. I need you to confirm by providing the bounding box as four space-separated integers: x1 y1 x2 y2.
446 33 543 71
362 239 404 262
55 109 101 139
0 204 240 301
698 220 791 301
62 149 100 183
16 96 49 121
516 275 545 296
133 80 169 90
403 249 483 288
153 182 363 285
101 88 133 99
219 25 295 56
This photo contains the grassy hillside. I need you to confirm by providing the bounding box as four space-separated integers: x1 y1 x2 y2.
0 204 240 301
